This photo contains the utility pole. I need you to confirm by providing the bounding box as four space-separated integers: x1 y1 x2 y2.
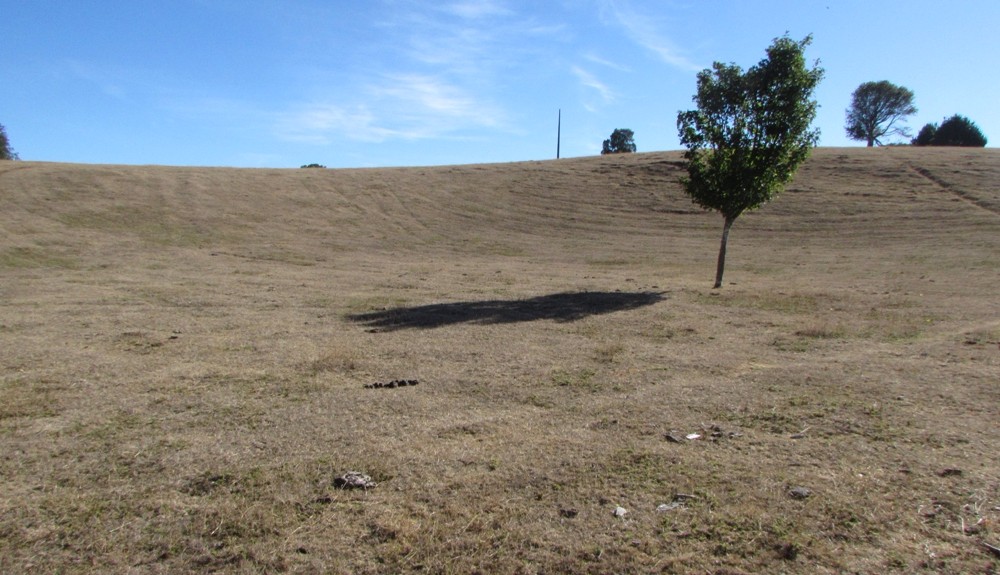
556 109 561 159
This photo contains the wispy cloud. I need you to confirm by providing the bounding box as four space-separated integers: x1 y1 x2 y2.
64 60 131 101
276 1 531 145
276 74 507 144
276 103 386 144
601 0 703 72
441 0 512 19
373 74 502 125
571 65 615 107
385 1 523 74
584 52 632 73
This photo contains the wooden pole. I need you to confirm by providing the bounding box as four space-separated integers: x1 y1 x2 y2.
557 109 561 159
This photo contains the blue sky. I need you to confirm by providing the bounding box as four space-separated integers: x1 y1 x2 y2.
3 0 998 168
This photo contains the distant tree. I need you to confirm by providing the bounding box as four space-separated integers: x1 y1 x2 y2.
300 163 326 168
912 123 937 146
0 123 18 161
932 115 987 147
601 128 636 154
677 35 822 288
845 81 917 146
912 115 988 147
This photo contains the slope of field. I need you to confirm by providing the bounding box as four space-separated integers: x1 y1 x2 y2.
1 148 998 573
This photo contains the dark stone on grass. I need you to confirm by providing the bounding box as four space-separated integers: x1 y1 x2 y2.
788 486 811 500
777 541 800 560
334 471 377 490
365 379 420 390
559 508 578 518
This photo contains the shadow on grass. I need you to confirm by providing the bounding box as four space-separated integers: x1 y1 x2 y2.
348 290 666 332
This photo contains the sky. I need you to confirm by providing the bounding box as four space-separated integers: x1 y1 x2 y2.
2 0 998 168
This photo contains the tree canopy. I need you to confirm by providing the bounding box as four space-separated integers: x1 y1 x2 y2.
913 115 987 147
912 123 937 146
677 35 823 288
0 123 17 161
845 81 917 146
601 128 636 154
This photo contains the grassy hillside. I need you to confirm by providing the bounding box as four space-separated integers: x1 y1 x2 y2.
1 148 998 573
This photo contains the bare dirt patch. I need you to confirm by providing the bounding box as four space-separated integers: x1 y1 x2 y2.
1 148 998 573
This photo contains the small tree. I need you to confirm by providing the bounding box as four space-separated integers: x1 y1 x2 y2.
912 123 937 146
845 81 917 146
912 115 987 147
0 123 18 161
677 35 823 288
601 128 636 154
932 115 987 147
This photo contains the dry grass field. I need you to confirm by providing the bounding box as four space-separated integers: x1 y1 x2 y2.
1 147 998 574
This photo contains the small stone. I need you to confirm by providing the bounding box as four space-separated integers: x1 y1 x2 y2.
334 471 377 490
613 506 628 517
938 468 962 477
665 432 684 443
789 486 811 500
559 508 578 518
685 433 701 441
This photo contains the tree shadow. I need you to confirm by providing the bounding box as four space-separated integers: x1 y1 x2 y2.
348 290 666 332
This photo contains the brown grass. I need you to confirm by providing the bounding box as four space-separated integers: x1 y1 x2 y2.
1 147 998 573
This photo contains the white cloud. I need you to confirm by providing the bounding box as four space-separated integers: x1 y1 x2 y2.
584 52 632 73
276 103 386 144
571 66 615 104
375 74 485 118
271 1 530 146
64 60 131 101
275 74 507 144
601 0 703 72
441 0 512 19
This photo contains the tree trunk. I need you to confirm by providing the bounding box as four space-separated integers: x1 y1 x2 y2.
714 215 737 289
